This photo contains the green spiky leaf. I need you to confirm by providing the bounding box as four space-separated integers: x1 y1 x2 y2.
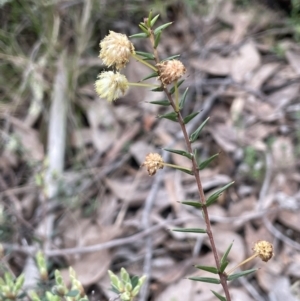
136 51 155 60
211 290 226 301
147 11 153 27
184 111 199 124
220 242 234 269
180 201 203 208
142 71 158 81
149 100 170 106
227 269 257 281
169 79 184 94
172 166 193 175
150 14 160 27
154 30 162 48
172 228 206 233
154 22 172 35
219 260 229 273
206 182 234 207
198 153 219 170
194 265 218 274
65 290 79 297
130 32 148 38
151 86 164 92
189 117 210 143
163 148 193 160
179 88 189 109
188 277 220 284
161 54 181 61
131 276 139 289
158 111 178 122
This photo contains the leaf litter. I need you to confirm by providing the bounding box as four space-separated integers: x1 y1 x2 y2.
1 1 300 300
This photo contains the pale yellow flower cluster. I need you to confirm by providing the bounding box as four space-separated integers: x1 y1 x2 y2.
253 240 274 262
95 71 129 103
99 31 135 70
142 153 164 176
156 60 186 86
95 31 134 102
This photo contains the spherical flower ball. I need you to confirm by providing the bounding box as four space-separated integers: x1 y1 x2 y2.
95 71 129 102
99 31 135 70
253 240 274 262
156 59 186 86
142 153 164 176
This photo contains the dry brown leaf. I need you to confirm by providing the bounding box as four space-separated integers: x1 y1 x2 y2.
271 277 299 301
191 41 260 82
209 124 237 152
9 116 44 161
155 278 194 301
271 136 295 170
286 50 300 75
218 1 252 43
151 258 193 285
190 54 231 76
248 63 280 89
245 96 279 122
71 128 92 147
231 42 261 83
164 172 184 215
230 288 255 301
206 230 245 266
267 84 299 109
129 140 156 166
104 177 148 204
277 209 300 232
58 214 122 286
244 222 274 260
86 100 120 154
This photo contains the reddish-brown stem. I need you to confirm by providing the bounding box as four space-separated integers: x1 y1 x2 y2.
163 90 231 301
148 29 231 301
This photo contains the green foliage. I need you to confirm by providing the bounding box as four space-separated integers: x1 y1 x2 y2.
108 268 146 301
0 252 89 301
226 269 257 281
194 265 219 274
0 272 24 301
220 242 233 273
180 201 203 209
211 290 227 301
290 0 300 41
197 153 219 170
189 117 210 143
163 148 193 160
158 111 178 122
206 182 234 207
172 228 206 233
183 111 199 124
243 146 264 180
188 276 221 284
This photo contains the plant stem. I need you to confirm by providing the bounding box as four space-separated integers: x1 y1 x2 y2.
164 89 232 301
148 28 231 301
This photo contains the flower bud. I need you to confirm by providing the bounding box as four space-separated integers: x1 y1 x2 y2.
156 59 186 86
142 153 164 176
253 240 274 262
99 31 135 70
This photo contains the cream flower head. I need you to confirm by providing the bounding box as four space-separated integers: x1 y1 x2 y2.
253 240 274 262
142 153 164 176
156 59 186 86
99 31 135 70
95 71 129 102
